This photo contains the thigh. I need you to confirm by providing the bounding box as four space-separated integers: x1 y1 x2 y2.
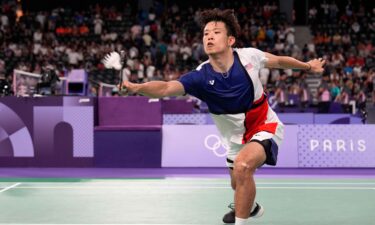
235 142 267 171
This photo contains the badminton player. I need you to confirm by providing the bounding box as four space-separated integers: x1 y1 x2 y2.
116 8 325 225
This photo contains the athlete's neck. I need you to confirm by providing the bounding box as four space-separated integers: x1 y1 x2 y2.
209 49 234 73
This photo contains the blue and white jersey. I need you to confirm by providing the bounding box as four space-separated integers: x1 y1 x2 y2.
180 48 265 114
179 48 284 155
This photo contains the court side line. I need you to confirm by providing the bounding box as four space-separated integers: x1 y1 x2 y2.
96 182 375 185
259 186 375 190
0 224 199 225
2 185 374 190
0 224 200 225
63 179 375 185
258 182 375 185
0 183 21 193
9 181 374 185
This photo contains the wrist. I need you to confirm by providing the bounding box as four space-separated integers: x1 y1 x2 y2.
132 83 141 93
306 62 311 71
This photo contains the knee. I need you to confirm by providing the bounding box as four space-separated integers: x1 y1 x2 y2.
233 157 257 184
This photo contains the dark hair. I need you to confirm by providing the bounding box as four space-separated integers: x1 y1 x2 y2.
198 8 241 38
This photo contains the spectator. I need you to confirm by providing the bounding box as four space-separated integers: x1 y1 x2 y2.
93 14 104 35
338 79 353 113
275 73 288 112
66 46 83 68
298 73 311 112
317 75 331 113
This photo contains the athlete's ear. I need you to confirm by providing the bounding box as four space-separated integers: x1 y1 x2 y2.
228 36 236 47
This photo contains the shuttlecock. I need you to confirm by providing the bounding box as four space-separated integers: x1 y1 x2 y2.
102 52 122 70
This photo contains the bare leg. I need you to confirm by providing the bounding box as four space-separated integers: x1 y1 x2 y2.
229 168 256 210
233 142 266 218
229 168 235 190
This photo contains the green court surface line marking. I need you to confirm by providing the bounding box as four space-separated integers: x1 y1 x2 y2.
0 178 160 182
1 177 374 182
1 185 374 190
0 183 21 193
1 178 374 184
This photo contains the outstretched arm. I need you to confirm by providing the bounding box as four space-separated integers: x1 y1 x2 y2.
121 80 185 98
264 52 325 73
103 51 185 98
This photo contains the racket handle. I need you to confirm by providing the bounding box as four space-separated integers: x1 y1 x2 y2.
119 86 128 96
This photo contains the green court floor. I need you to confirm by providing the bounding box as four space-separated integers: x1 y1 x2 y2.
0 178 374 225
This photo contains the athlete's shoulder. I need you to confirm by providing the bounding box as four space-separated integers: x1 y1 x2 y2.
178 62 208 98
179 62 207 84
234 47 265 56
234 47 267 68
180 60 209 80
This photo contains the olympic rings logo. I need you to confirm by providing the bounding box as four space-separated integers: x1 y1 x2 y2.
204 134 229 157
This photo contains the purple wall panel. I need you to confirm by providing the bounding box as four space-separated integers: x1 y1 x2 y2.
162 125 299 168
298 125 375 167
161 99 194 114
314 114 351 124
63 107 94 157
162 125 375 168
0 97 94 167
94 130 162 168
98 97 162 126
162 125 227 167
278 113 314 124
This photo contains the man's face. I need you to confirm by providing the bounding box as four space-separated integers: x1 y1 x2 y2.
203 21 234 56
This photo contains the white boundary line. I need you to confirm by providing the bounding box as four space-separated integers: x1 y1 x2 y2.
4 181 373 185
78 179 375 185
257 182 375 185
0 185 373 190
259 186 375 190
0 183 21 193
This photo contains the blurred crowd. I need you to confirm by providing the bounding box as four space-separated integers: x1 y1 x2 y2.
0 0 374 115
305 0 375 115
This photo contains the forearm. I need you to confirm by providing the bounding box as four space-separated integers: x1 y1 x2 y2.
132 81 169 98
265 52 325 73
276 56 310 70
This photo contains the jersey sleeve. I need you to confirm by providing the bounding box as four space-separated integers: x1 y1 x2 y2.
250 48 268 69
236 47 268 69
178 70 202 99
